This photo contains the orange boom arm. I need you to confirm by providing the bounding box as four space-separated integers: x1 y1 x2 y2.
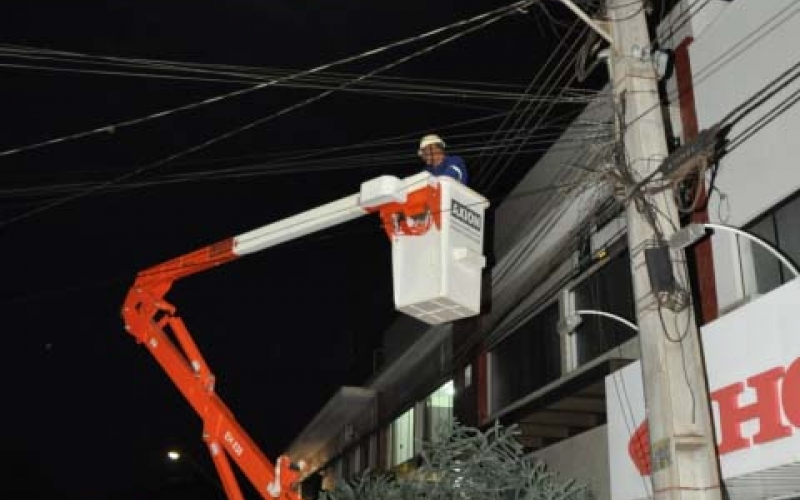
120 174 442 500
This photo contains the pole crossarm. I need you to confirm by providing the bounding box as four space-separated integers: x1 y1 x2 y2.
558 0 614 45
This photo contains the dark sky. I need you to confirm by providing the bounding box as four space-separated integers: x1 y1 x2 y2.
0 1 592 498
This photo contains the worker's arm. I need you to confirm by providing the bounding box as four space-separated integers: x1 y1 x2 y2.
442 155 468 184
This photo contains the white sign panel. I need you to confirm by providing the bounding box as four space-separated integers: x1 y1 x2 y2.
607 278 800 500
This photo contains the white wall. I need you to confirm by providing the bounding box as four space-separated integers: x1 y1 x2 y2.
531 425 611 500
688 0 800 311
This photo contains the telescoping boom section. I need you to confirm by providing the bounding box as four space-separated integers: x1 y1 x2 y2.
121 173 488 500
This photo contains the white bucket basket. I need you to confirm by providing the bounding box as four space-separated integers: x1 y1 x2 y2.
391 177 489 324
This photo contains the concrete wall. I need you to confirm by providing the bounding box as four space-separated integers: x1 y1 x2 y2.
531 425 611 500
688 0 800 311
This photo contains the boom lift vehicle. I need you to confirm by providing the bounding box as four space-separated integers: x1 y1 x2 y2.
121 173 488 500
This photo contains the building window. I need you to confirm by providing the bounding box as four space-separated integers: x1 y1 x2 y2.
367 433 378 470
489 302 561 413
335 458 344 479
745 192 800 295
573 250 636 365
424 380 454 443
390 407 414 466
349 446 361 476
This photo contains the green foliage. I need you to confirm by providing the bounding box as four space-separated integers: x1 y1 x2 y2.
320 421 590 500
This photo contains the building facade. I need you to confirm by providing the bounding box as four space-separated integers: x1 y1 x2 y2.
287 2 800 498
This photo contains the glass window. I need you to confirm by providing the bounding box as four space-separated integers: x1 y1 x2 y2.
335 458 344 479
367 433 378 470
425 380 454 443
573 250 636 365
776 195 800 269
489 302 561 413
390 407 414 466
747 192 800 295
748 215 782 294
349 446 360 476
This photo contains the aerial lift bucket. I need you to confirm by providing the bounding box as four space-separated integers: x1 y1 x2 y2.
364 174 489 324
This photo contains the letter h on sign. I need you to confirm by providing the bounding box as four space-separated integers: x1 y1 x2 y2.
711 360 800 454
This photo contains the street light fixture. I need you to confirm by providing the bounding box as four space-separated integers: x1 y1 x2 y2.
575 309 639 332
558 308 639 335
165 448 226 498
668 222 800 278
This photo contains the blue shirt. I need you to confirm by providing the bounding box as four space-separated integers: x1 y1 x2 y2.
425 155 468 184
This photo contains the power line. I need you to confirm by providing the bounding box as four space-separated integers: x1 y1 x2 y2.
1 108 610 201
479 24 592 192
0 53 598 105
472 17 584 186
0 3 533 229
0 0 540 160
0 135 612 200
0 42 562 92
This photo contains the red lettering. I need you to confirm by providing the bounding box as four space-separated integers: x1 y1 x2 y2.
628 422 651 476
710 367 791 454
782 358 800 426
628 359 800 475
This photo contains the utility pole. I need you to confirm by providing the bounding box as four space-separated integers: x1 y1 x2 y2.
607 0 722 498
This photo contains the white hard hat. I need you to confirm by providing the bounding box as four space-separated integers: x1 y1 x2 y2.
418 134 446 155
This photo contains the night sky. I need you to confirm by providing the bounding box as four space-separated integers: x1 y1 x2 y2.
0 1 588 498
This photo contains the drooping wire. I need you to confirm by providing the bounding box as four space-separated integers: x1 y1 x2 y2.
471 16 584 187
1 115 611 201
481 25 593 193
0 0 541 160
0 5 538 229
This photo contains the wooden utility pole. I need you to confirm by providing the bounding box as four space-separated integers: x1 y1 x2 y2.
607 0 722 497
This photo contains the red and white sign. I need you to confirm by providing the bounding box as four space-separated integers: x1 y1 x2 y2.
607 279 800 500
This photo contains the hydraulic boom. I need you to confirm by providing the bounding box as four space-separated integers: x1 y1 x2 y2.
122 173 482 499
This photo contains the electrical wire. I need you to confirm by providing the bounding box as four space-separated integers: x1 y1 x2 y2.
724 87 800 156
482 27 592 193
0 0 540 160
470 17 584 184
0 134 612 201
474 21 590 190
477 29 585 188
1 42 581 93
623 57 800 205
0 4 532 229
614 6 800 216
0 121 611 201
0 61 599 106
474 21 587 186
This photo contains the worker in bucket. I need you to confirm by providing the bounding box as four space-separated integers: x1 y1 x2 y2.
418 134 468 184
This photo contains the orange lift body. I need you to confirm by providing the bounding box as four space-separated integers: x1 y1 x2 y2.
121 173 488 500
